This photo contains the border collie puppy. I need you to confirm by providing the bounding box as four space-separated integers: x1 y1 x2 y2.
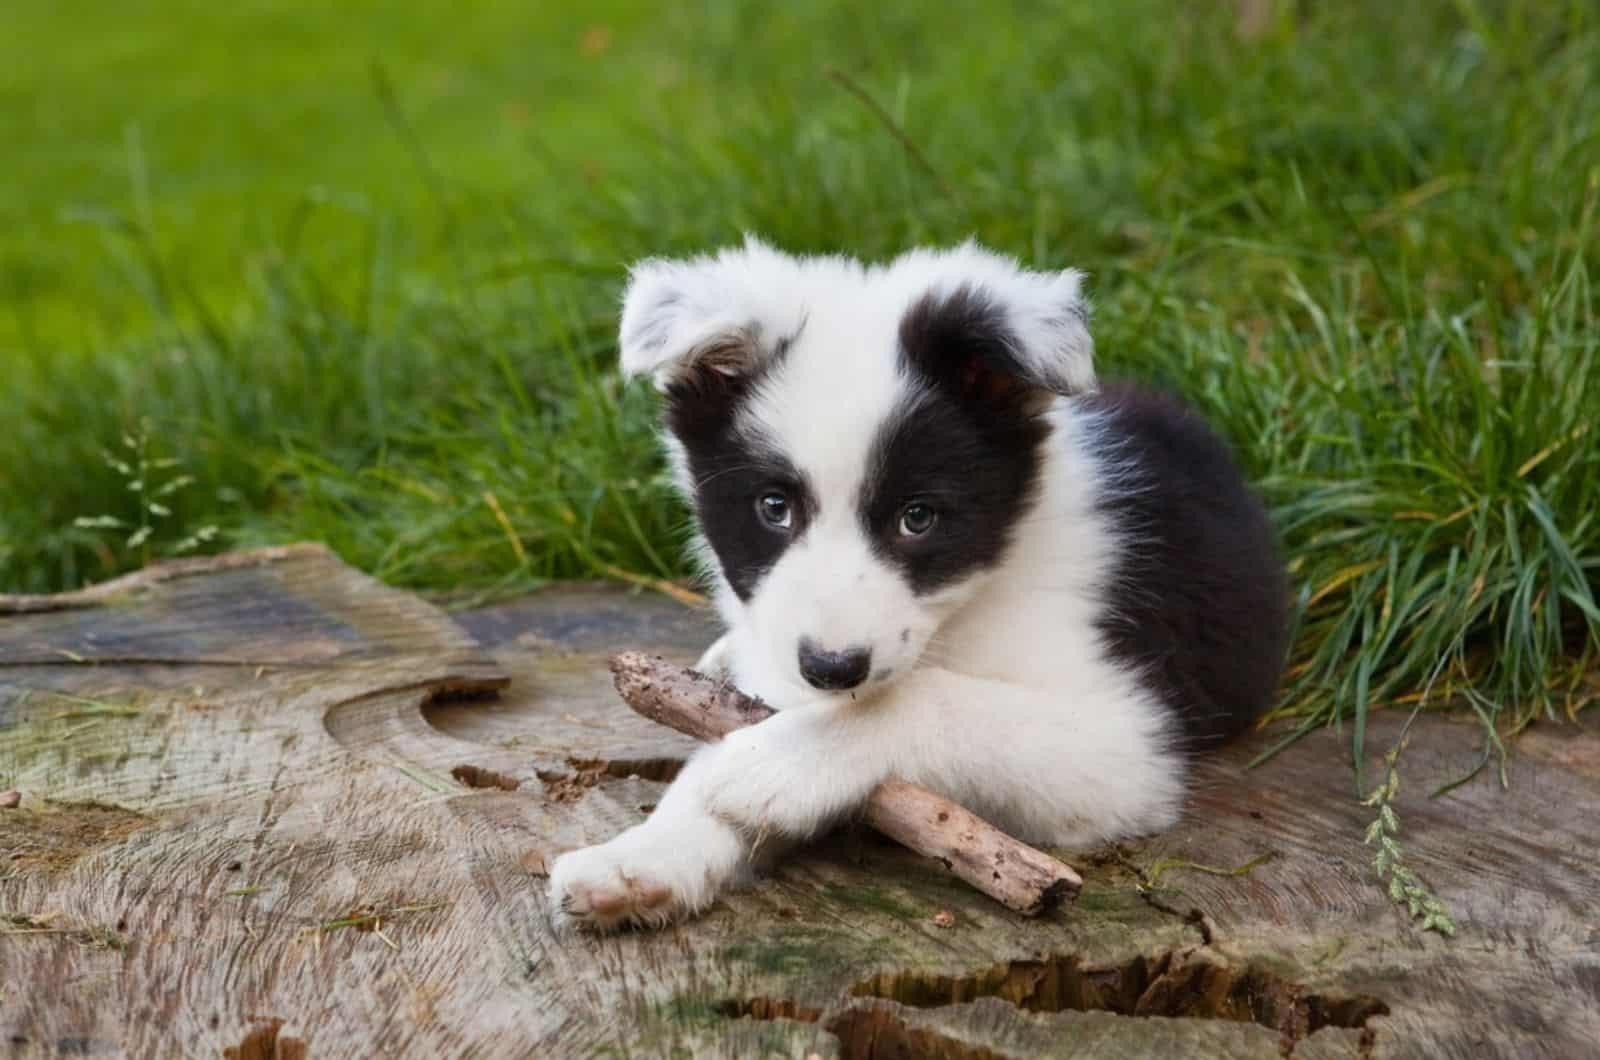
549 239 1288 931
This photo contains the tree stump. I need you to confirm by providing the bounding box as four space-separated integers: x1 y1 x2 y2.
2 545 1597 1058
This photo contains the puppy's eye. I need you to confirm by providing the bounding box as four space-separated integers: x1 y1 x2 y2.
756 491 793 529
898 502 937 537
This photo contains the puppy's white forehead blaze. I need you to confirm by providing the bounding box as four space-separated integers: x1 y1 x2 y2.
730 330 914 673
740 312 905 521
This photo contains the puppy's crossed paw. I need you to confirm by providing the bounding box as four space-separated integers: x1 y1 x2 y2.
547 816 743 933
548 842 689 933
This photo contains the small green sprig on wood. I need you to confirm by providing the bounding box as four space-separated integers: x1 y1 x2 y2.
1363 734 1457 937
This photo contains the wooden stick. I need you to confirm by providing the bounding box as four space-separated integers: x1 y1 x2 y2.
609 651 1082 915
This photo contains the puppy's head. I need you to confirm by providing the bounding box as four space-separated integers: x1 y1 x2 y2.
620 237 1094 702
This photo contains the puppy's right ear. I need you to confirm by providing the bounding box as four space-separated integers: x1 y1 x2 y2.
618 238 801 389
619 239 810 439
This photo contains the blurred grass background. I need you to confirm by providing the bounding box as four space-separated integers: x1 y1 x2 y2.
2 0 1597 755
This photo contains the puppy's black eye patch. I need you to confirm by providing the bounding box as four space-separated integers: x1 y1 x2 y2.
680 430 813 602
862 389 1047 594
657 341 813 601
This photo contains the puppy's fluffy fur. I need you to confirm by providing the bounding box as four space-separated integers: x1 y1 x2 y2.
549 239 1288 931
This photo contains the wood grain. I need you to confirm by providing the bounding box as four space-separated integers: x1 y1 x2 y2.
3 547 1598 1058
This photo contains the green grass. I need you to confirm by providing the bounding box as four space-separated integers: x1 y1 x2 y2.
2 0 1597 770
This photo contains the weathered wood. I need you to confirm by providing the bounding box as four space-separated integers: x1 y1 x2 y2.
610 650 1082 914
3 546 1598 1059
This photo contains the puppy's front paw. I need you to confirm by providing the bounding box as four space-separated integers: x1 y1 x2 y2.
546 816 744 933
548 843 680 932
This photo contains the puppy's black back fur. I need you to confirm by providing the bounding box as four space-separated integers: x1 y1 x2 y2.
1087 385 1289 749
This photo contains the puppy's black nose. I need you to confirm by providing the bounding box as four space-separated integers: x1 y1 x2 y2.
798 639 871 690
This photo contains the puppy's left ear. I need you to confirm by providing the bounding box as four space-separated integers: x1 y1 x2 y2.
995 265 1095 396
899 254 1095 407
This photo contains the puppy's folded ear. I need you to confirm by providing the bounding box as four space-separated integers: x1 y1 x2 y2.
897 245 1095 407
618 237 805 389
992 264 1095 396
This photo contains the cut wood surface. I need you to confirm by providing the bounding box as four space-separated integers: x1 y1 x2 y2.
610 650 1082 914
2 545 1597 1059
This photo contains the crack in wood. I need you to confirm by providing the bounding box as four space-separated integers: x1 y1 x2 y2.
222 1017 308 1060
717 946 1388 1058
534 755 683 803
600 756 684 783
714 998 1011 1060
849 949 1388 1041
450 764 521 792
1101 846 1219 946
827 1005 1017 1060
1138 892 1216 946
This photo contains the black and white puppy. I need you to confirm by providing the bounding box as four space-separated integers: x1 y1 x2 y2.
549 239 1288 931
